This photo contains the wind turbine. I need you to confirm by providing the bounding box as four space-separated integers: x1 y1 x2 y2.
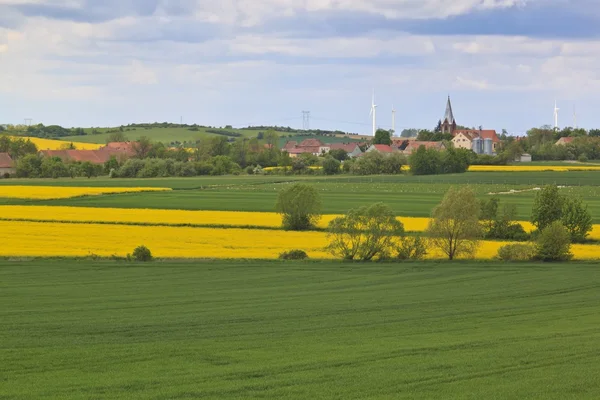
369 90 377 136
553 100 559 130
392 106 396 136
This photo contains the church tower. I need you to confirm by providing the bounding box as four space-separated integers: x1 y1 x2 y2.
441 96 457 135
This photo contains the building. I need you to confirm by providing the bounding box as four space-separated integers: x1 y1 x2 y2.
282 139 331 157
328 143 363 158
366 144 396 154
0 153 15 176
441 96 457 135
452 129 500 155
39 142 136 165
515 153 532 163
555 137 575 146
403 141 446 155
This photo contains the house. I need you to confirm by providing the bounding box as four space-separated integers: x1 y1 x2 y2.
366 144 397 154
403 141 446 155
328 143 363 158
515 153 532 163
441 96 457 135
0 153 15 176
282 138 331 157
556 137 575 146
452 129 500 154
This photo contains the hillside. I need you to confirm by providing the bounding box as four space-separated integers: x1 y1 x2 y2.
60 127 277 145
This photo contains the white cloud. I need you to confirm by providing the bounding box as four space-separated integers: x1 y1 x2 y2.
127 60 158 85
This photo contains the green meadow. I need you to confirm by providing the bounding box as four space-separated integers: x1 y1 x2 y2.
2 260 600 399
2 172 600 221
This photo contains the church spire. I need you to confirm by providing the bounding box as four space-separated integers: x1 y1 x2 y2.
441 95 457 135
444 95 455 125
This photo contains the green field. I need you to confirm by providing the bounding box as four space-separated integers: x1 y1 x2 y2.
3 172 600 222
60 127 282 145
2 260 600 399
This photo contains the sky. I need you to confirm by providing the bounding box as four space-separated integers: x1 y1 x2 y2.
0 0 599 135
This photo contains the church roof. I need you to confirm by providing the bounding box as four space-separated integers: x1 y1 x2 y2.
443 96 455 124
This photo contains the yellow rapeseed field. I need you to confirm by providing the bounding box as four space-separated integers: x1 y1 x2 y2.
0 186 171 200
468 165 600 172
0 205 432 231
8 136 103 150
0 220 598 260
0 206 598 240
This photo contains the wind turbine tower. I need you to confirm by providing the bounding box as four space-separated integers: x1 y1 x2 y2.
392 106 396 136
553 100 559 130
369 90 377 136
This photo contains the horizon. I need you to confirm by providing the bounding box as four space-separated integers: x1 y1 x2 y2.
1 1 599 135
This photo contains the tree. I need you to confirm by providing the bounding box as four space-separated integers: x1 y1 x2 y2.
276 183 322 231
329 148 349 161
327 203 404 261
434 120 442 133
400 128 418 138
531 185 564 231
561 197 593 243
106 132 128 143
535 221 573 262
380 152 406 174
373 129 392 145
80 161 99 178
322 156 341 175
426 187 482 260
133 136 153 159
409 146 440 175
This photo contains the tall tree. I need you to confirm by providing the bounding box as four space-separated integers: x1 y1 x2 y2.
426 187 482 260
373 129 392 145
531 185 564 231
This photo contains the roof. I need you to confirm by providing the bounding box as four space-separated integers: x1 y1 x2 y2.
298 138 325 147
371 144 395 153
329 143 361 152
556 137 575 144
443 96 455 124
0 152 14 168
40 146 133 165
288 146 322 154
454 129 500 143
103 142 136 156
405 141 446 152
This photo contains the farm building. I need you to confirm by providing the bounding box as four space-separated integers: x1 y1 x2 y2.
328 143 363 158
515 153 532 163
366 144 397 154
39 142 136 165
403 141 446 155
555 137 575 146
452 129 500 155
0 153 15 176
282 139 331 157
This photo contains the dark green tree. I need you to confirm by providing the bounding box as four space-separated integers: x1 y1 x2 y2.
373 129 392 145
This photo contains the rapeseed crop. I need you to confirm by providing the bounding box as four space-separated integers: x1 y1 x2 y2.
469 165 600 172
8 136 103 150
0 220 598 260
0 186 171 200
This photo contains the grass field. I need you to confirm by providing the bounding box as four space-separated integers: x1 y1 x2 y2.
2 260 600 399
59 127 289 144
2 172 600 221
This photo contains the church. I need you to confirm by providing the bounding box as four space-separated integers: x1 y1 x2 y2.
441 96 457 135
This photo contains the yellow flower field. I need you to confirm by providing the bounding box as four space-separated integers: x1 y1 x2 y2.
0 186 171 200
0 220 598 260
468 165 600 172
8 136 103 150
0 205 430 231
0 205 599 240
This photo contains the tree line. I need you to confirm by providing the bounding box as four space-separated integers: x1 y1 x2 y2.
275 183 592 262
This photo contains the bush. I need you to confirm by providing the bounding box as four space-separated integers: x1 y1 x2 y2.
132 245 153 262
578 154 589 163
322 156 341 175
535 221 573 262
276 183 322 231
497 243 536 261
327 203 404 261
397 236 428 260
561 197 593 243
279 249 309 260
2 173 9 179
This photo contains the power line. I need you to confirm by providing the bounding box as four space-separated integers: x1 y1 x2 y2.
302 111 310 131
